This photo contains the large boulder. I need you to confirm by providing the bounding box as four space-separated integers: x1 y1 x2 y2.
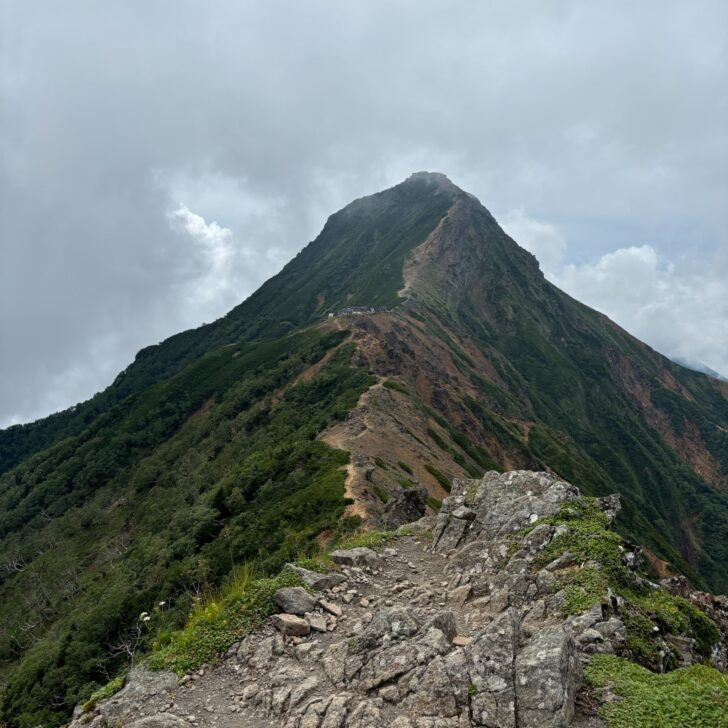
97 668 179 727
515 626 581 728
353 606 420 652
330 547 379 567
271 613 311 636
273 586 317 615
433 471 581 552
379 485 427 529
285 563 347 591
466 608 521 727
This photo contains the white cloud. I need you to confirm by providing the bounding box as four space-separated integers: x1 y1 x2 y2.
501 207 567 271
507 212 728 378
163 180 291 327
2 0 726 424
167 205 236 307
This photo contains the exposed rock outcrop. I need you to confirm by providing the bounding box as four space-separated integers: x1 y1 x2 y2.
379 485 428 530
72 471 727 728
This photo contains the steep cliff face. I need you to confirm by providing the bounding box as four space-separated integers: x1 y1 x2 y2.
70 472 728 728
1 173 728 726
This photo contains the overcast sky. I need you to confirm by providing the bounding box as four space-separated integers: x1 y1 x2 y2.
1 1 727 427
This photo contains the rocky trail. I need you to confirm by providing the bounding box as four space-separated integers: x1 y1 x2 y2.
72 472 728 728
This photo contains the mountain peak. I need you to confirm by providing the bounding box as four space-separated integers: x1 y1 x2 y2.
399 170 476 200
405 170 457 188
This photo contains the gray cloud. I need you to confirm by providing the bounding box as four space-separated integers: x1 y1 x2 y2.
1 1 727 425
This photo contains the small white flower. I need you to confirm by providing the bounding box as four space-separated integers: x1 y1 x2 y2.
139 611 149 619
158 601 166 607
143 615 151 622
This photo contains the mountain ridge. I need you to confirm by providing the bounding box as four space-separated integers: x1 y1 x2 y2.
1 172 727 726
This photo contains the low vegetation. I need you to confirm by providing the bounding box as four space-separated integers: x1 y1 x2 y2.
335 530 396 551
148 568 304 675
425 463 451 491
585 654 728 728
533 499 720 668
81 674 125 713
0 332 375 727
398 460 414 475
383 380 409 394
426 496 442 512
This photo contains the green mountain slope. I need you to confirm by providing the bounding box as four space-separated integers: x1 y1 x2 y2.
1 172 727 726
0 173 456 474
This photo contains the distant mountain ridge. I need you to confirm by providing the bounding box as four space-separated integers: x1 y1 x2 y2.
1 172 727 726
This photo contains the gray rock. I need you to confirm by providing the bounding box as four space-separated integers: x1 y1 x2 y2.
322 641 349 686
487 588 509 614
271 613 311 636
593 617 626 648
330 547 380 567
319 598 343 617
447 584 472 606
305 611 328 632
411 656 458 717
245 634 284 669
290 675 320 707
432 508 472 552
347 698 383 727
596 494 621 524
98 668 178 727
434 472 581 553
427 611 457 642
443 648 470 708
321 695 349 728
417 626 452 656
564 604 603 636
466 608 520 727
273 586 317 615
577 628 604 644
354 606 420 652
285 563 347 591
127 719 192 728
356 642 421 690
515 626 581 727
271 685 291 714
380 485 428 529
404 514 437 535
521 523 554 554
666 634 695 666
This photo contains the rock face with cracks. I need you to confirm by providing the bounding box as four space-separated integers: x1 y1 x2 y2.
71 471 727 728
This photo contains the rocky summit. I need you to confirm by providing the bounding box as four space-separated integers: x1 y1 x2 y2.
71 472 728 728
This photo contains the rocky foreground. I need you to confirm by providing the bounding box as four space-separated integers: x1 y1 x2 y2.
71 472 728 728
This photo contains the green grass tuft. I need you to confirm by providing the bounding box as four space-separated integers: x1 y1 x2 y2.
372 484 390 503
383 380 409 394
533 498 721 662
148 568 303 675
426 496 442 512
398 460 414 475
585 654 728 727
559 566 610 616
425 463 451 492
336 530 396 550
82 674 126 713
